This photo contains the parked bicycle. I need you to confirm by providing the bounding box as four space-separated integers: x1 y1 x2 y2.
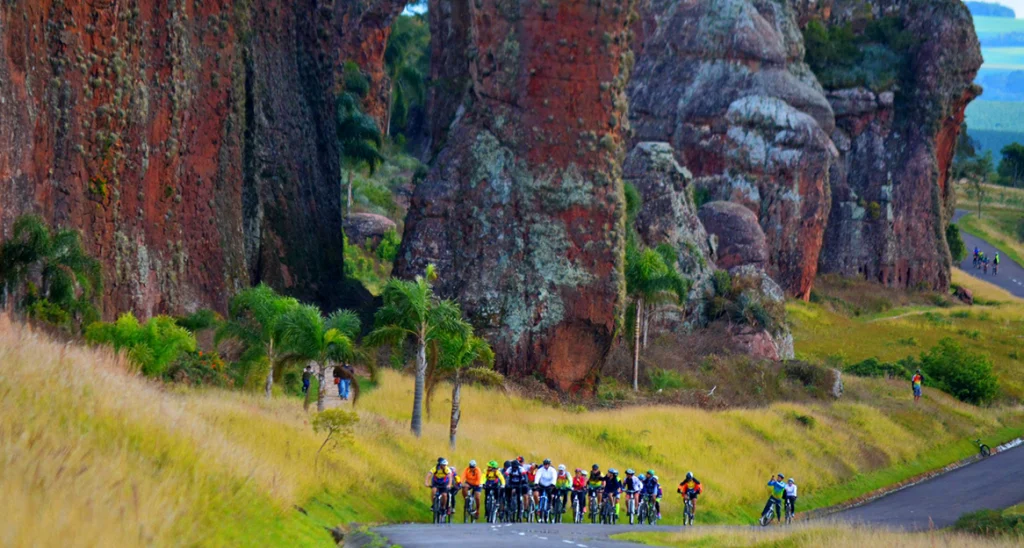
976 438 992 457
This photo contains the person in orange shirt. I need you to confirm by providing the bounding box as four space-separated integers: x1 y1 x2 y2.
462 460 484 518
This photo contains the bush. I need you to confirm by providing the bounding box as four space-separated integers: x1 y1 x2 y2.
919 338 999 405
953 509 1024 536
845 357 911 379
376 229 401 263
706 270 786 334
165 351 232 387
946 224 967 262
648 368 688 391
173 309 221 332
86 313 197 377
342 61 369 98
803 17 918 91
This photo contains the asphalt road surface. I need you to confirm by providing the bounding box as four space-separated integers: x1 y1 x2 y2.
953 210 1024 299
374 444 1024 545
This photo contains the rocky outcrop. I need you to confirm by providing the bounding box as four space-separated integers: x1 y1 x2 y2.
624 142 714 285
337 0 408 129
396 0 636 392
807 0 982 290
345 212 397 247
0 0 393 317
630 0 836 300
699 201 769 271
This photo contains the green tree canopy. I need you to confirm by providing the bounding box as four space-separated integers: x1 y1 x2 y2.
86 313 196 377
278 305 362 411
998 142 1024 186
215 284 299 396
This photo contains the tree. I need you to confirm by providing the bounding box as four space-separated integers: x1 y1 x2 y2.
278 305 362 412
428 331 499 449
384 14 429 138
311 408 359 471
946 224 967 263
337 63 385 215
624 243 689 391
998 142 1024 187
0 215 102 330
214 284 299 397
86 313 197 377
919 338 998 405
365 265 467 437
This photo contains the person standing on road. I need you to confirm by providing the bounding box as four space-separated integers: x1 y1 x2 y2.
912 369 924 403
784 478 798 519
301 365 313 395
763 474 786 524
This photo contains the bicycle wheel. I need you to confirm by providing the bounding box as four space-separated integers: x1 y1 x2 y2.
759 507 773 527
981 445 992 457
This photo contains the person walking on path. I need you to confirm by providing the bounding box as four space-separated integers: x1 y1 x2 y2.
912 369 924 403
301 365 313 395
341 363 354 400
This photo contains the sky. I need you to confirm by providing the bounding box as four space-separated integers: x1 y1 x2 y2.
994 0 1024 17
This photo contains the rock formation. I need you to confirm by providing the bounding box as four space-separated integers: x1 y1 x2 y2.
806 0 982 290
345 212 397 247
396 0 636 392
699 201 769 272
337 0 409 128
629 0 837 300
0 0 402 317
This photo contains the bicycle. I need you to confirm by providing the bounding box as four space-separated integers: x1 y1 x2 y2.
784 497 795 525
464 489 478 523
536 487 550 523
432 491 450 524
683 497 695 525
759 497 777 527
640 493 659 525
976 438 992 457
505 486 523 523
625 491 638 524
588 488 599 524
484 488 499 523
600 495 618 524
572 490 585 524
552 489 567 524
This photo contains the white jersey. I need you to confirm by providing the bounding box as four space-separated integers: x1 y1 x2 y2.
624 475 643 492
534 465 558 487
785 483 798 497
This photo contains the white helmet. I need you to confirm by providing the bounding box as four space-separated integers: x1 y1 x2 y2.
558 464 566 471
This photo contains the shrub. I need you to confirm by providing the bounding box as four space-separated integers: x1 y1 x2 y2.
648 368 687 391
86 313 197 377
165 351 231 387
845 357 911 379
953 509 1024 536
342 61 369 98
706 270 786 334
173 308 221 332
946 224 967 262
376 228 401 263
919 338 999 405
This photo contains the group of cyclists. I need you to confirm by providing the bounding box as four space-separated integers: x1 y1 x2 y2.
973 247 1001 275
426 457 677 525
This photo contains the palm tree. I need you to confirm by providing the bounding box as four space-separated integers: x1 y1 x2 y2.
0 214 102 330
337 92 384 215
428 331 499 449
384 13 428 137
624 243 689 391
365 264 467 437
214 284 299 398
278 305 362 412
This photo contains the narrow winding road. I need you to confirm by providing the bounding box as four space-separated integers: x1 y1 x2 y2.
953 210 1024 298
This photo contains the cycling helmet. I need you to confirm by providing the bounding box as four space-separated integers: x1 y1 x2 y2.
469 460 477 467
517 456 525 463
511 460 521 469
543 458 551 465
777 473 784 478
439 457 448 465
652 475 659 482
558 464 566 471
685 471 693 479
575 468 583 474
647 469 655 476
788 478 795 483
489 460 499 468
609 468 618 475
503 460 512 468
625 469 635 475
592 464 600 470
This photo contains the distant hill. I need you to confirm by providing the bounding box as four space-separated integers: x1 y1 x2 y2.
967 1 1016 18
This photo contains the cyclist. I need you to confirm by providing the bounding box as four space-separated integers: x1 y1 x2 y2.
534 459 558 515
762 473 786 525
426 457 453 515
912 369 924 403
784 478 798 520
983 254 990 274
572 468 589 517
449 463 462 516
623 469 643 518
973 247 980 268
994 252 1000 275
642 470 662 520
525 462 538 503
554 465 573 517
463 460 484 518
482 461 505 521
505 459 530 517
603 468 623 518
677 471 702 523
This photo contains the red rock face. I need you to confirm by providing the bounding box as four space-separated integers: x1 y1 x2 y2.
629 0 836 300
0 0 388 317
336 0 407 129
397 0 635 392
814 0 982 290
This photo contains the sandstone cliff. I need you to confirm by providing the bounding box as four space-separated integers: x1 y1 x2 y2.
629 0 837 300
0 0 400 317
804 0 982 289
396 0 636 392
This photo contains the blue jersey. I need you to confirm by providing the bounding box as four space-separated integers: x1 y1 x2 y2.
642 477 660 495
768 480 786 498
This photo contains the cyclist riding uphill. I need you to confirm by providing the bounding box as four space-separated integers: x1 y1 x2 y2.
642 470 662 519
603 468 623 515
623 469 643 509
425 458 453 512
463 460 484 518
554 464 573 513
677 472 702 519
573 468 589 513
534 459 558 506
763 473 786 524
504 459 530 509
784 478 798 517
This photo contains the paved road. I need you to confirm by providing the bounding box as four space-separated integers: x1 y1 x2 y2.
374 523 680 547
834 442 1024 530
953 210 1024 298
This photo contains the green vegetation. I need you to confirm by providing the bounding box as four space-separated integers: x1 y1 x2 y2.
85 313 197 377
337 63 385 214
707 269 786 334
278 305 362 412
385 13 429 141
966 101 1024 155
214 283 300 395
803 17 918 91
947 224 968 262
0 215 102 331
954 508 1024 537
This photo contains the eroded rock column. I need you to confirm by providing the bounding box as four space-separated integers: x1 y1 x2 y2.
396 0 636 391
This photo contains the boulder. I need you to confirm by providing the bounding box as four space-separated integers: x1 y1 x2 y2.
955 286 974 306
345 213 397 248
699 201 769 271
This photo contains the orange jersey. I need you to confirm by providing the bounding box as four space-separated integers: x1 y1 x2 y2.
463 466 483 486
